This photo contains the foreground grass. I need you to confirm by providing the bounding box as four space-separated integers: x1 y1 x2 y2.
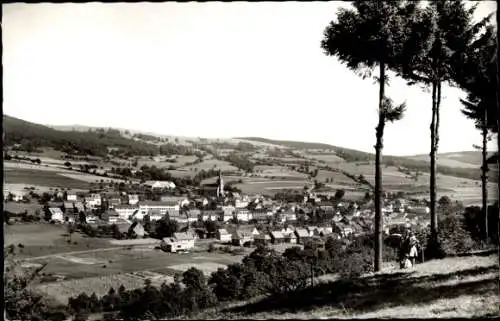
188 254 499 319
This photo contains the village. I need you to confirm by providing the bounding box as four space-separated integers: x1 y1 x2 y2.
4 170 433 254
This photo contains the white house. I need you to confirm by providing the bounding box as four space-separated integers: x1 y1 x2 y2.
48 208 64 222
114 205 139 220
200 210 221 222
144 180 176 189
217 229 232 243
66 193 78 201
234 209 252 222
160 232 195 253
85 194 102 208
128 194 139 205
160 196 190 208
136 201 180 220
221 205 235 216
235 199 249 209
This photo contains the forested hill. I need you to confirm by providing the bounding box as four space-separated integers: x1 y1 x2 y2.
3 115 161 157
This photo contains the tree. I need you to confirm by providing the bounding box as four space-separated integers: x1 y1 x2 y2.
454 27 497 241
334 189 345 201
398 0 492 255
321 0 416 271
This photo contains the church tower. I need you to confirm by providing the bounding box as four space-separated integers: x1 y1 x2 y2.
216 170 224 198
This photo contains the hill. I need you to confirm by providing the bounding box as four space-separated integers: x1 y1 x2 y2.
3 115 165 157
237 137 497 182
187 253 499 320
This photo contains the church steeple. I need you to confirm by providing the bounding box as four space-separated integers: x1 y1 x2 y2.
216 170 224 198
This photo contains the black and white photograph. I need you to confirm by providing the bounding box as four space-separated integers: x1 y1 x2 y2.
2 1 499 320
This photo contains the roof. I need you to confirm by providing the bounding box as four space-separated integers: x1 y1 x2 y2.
174 232 195 241
115 204 139 210
140 201 179 207
218 229 230 235
270 231 285 239
295 228 309 237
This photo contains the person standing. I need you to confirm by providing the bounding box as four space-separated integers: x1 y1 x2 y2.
408 232 419 267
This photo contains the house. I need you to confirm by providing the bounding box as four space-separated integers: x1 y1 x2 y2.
129 222 147 238
84 194 102 208
235 199 249 208
160 196 190 208
221 205 235 216
294 228 310 244
63 202 75 214
317 227 334 237
144 180 176 189
74 202 86 213
48 207 64 222
307 226 318 237
114 205 139 220
102 210 120 224
234 209 252 222
160 232 195 253
269 231 285 244
219 210 234 223
333 222 353 238
66 193 78 201
281 212 297 222
137 201 180 220
216 229 232 243
254 233 271 246
200 210 222 222
86 214 98 224
148 209 165 221
284 232 297 244
281 226 295 235
108 197 122 209
128 194 139 205
232 229 255 246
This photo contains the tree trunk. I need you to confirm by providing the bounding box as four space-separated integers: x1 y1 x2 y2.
374 62 386 272
429 81 438 248
496 11 500 265
481 108 489 241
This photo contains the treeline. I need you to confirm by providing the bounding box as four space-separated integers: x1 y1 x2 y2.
3 115 202 158
3 116 159 157
224 153 254 172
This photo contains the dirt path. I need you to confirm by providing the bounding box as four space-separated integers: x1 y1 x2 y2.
20 244 152 261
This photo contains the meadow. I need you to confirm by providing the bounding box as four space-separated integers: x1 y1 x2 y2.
179 158 238 172
4 167 91 190
29 247 246 304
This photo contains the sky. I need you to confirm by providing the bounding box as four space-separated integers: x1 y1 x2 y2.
2 1 498 156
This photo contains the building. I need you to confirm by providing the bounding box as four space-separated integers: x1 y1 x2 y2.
63 202 75 215
235 199 249 209
128 194 139 205
200 171 225 198
144 181 176 189
232 229 255 246
234 209 252 222
66 193 78 201
294 228 310 245
160 232 195 253
102 210 120 224
270 231 285 244
48 208 64 222
74 202 85 213
114 205 139 220
284 232 297 244
200 210 222 222
216 229 232 243
84 194 102 209
137 201 180 220
160 196 190 208
254 233 271 246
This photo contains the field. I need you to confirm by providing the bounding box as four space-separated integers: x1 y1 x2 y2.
4 166 91 190
253 165 308 179
178 159 238 172
29 247 246 304
4 224 116 258
137 155 199 169
304 153 345 164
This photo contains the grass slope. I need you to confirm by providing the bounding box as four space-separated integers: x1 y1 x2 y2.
189 253 499 320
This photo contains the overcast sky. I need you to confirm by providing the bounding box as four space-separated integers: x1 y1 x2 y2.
2 1 497 156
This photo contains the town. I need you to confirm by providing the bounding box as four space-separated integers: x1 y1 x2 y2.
5 169 437 252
